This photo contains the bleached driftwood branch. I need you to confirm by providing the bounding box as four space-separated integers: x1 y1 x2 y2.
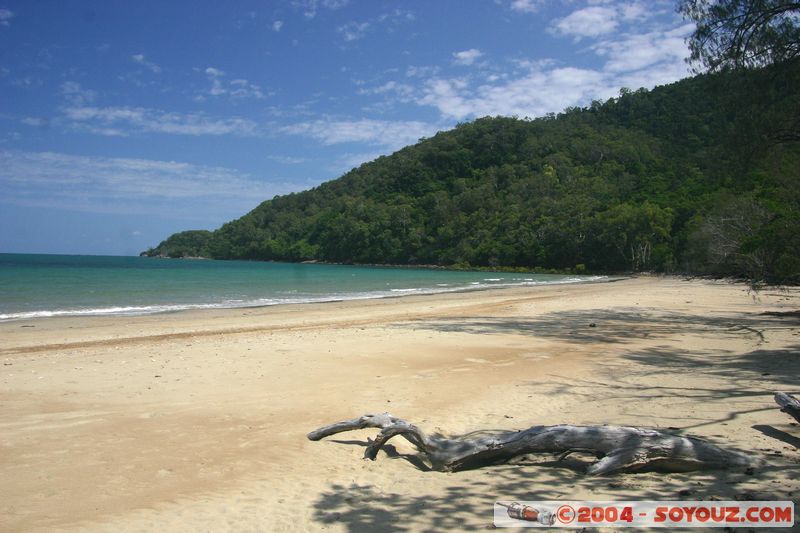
775 392 800 424
308 413 755 475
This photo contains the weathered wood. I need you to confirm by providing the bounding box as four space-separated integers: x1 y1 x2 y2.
775 392 800 424
308 413 756 475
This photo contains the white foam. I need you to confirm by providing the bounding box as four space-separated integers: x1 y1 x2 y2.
0 275 608 321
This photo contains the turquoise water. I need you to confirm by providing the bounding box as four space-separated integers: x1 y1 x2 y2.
0 254 603 320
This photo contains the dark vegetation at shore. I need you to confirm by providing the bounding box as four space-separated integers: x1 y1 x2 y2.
144 63 799 284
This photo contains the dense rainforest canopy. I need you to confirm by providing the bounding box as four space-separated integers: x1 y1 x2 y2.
145 62 800 284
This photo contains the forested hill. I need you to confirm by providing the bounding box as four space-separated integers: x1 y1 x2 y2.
144 64 799 283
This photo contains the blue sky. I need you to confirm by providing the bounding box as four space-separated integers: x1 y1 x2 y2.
0 0 693 256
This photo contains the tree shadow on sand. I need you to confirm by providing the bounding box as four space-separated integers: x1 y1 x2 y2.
517 373 800 440
620 343 800 383
309 380 800 531
310 448 798 532
398 307 800 384
397 307 800 432
341 308 800 530
399 307 799 347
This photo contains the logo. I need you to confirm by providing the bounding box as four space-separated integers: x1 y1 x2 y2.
493 500 795 528
556 504 575 524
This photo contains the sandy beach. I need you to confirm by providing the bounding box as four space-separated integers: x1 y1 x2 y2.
1 276 798 531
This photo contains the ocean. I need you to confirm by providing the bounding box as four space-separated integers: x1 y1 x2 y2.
0 253 604 321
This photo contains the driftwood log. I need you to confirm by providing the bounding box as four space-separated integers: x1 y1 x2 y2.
308 413 755 475
775 392 800 424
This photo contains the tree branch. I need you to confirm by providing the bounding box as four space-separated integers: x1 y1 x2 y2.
775 392 800 423
309 413 758 475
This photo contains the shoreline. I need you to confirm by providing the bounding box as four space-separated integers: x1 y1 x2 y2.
0 272 614 325
0 277 620 355
2 276 798 531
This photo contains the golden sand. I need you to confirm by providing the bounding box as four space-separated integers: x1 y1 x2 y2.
1 277 798 531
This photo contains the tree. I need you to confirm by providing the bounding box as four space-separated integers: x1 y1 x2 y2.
591 203 674 272
687 195 775 278
679 0 800 71
686 189 800 284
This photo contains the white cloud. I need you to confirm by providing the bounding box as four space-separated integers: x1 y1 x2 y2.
384 3 691 121
272 20 284 32
338 21 370 42
406 65 440 78
357 80 414 98
509 0 542 14
292 0 349 19
378 9 415 23
21 117 48 127
283 118 439 151
62 106 260 137
60 81 96 106
267 154 307 165
228 79 266 98
413 22 691 121
593 24 693 73
131 53 162 73
620 2 649 21
452 49 483 66
0 8 13 27
419 67 610 120
551 6 618 38
203 67 264 99
417 78 473 119
338 10 414 43
0 150 280 217
551 2 660 39
12 76 42 88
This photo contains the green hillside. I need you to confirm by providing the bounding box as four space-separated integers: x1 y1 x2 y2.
145 64 800 284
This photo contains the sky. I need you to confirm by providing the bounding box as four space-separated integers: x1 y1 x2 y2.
0 0 695 256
